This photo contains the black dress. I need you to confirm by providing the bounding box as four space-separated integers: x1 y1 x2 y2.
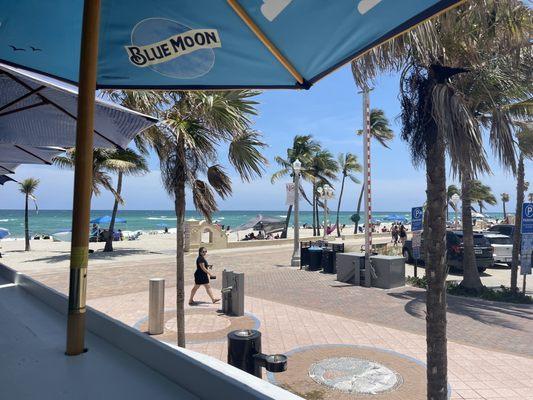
194 255 209 285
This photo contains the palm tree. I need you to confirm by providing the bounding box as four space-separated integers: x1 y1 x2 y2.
511 124 533 291
154 91 266 347
103 149 148 252
335 153 361 237
19 178 39 251
353 109 393 233
501 193 510 219
308 150 338 236
447 185 460 222
271 135 320 238
470 181 497 215
351 2 531 397
528 192 533 203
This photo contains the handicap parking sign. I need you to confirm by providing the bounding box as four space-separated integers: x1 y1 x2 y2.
411 207 423 232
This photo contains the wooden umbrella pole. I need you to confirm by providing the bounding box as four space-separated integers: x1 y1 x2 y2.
65 0 101 356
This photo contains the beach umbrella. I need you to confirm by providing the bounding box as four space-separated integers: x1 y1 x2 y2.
0 0 462 355
0 228 10 239
0 144 65 172
90 216 126 224
233 214 285 233
0 175 17 185
0 63 157 149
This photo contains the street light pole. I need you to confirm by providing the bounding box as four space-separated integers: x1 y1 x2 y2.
291 159 301 267
362 87 372 287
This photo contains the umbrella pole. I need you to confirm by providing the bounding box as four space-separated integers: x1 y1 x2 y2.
65 0 101 356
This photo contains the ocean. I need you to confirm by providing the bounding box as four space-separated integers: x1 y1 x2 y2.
0 209 505 239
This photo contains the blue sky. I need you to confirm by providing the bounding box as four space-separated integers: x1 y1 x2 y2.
1 65 530 212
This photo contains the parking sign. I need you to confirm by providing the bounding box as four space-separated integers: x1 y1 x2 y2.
411 207 423 232
522 203 533 234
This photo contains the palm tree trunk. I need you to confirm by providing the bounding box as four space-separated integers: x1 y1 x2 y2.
24 194 30 251
104 171 123 252
336 175 346 237
312 183 317 236
460 170 483 291
503 201 506 219
175 137 187 347
354 184 364 234
281 205 292 239
511 153 524 292
425 80 448 399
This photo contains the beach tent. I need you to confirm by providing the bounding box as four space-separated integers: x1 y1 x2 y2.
0 228 10 239
233 214 286 234
383 214 408 221
90 216 126 224
0 0 462 355
0 63 157 149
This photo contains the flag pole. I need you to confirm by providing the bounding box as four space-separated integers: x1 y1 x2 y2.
65 0 101 356
362 87 372 287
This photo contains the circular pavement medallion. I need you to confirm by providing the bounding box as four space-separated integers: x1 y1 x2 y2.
165 314 231 334
309 357 401 395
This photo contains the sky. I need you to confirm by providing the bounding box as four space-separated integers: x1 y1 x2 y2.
0 65 530 212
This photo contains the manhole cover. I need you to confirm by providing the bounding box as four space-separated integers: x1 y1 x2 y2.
308 357 402 394
165 314 231 334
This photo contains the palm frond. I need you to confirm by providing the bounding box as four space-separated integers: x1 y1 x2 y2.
192 180 218 222
228 130 267 182
207 165 232 199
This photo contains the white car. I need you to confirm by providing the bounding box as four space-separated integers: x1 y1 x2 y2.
483 233 513 266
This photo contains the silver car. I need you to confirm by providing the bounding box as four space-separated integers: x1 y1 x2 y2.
483 233 513 266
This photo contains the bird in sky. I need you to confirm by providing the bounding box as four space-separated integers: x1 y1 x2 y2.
29 46 42 52
9 45 25 51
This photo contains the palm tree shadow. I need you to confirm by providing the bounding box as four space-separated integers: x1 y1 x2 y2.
388 289 533 331
24 248 160 264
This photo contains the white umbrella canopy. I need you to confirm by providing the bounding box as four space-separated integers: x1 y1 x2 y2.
0 63 157 148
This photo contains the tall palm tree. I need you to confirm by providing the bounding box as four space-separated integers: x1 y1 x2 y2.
353 108 393 233
470 181 497 215
103 149 149 252
271 135 320 238
308 150 338 236
351 2 531 397
154 91 266 347
501 193 510 219
511 124 533 291
335 153 361 237
447 185 460 222
19 178 39 251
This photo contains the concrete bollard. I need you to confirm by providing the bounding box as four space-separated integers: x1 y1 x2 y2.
148 278 165 335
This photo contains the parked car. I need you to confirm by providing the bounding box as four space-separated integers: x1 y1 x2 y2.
487 224 515 237
403 230 493 272
483 233 513 266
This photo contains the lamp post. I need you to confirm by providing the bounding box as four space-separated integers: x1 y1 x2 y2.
318 184 333 240
291 159 302 267
450 193 460 229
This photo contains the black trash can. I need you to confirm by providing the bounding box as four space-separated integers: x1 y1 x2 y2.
308 247 323 270
321 249 336 273
227 329 262 377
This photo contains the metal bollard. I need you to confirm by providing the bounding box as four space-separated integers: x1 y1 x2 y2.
148 278 165 335
227 329 287 379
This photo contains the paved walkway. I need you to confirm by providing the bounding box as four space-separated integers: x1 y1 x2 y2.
12 244 533 399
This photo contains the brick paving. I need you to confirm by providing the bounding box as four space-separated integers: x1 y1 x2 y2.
12 243 533 399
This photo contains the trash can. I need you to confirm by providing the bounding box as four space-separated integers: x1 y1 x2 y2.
308 247 323 270
321 249 336 273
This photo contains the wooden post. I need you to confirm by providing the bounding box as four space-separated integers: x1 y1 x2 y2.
65 0 101 356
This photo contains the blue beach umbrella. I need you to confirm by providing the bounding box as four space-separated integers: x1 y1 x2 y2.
90 216 126 224
0 228 10 239
0 1 462 90
0 0 462 354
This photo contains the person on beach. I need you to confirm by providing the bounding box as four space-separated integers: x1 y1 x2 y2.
392 224 399 246
399 224 407 245
189 247 220 305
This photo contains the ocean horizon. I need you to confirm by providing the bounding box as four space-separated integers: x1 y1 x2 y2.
0 209 506 238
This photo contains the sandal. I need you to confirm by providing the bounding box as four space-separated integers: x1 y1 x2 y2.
212 298 220 304
188 301 196 306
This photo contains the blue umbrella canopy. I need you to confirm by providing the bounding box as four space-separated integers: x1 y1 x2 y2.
0 0 461 89
0 175 17 185
90 216 126 224
0 228 10 239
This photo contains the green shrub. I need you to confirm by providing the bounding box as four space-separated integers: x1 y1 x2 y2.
447 283 532 304
406 275 428 289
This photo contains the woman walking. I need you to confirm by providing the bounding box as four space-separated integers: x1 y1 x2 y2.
399 224 407 246
189 247 220 305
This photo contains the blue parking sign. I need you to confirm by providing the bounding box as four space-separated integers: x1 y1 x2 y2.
522 203 533 234
411 207 423 232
